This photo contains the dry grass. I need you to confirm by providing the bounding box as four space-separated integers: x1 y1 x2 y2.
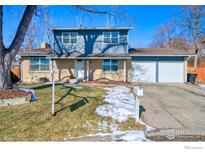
0 84 144 141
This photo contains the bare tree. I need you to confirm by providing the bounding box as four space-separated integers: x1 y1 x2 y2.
150 20 175 48
36 6 53 46
176 6 205 67
23 21 41 49
150 20 192 50
23 6 53 49
73 5 136 28
0 6 36 89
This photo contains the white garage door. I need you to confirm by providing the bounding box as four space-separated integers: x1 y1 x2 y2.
158 62 184 83
132 61 156 82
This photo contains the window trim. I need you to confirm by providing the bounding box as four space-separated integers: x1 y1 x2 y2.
102 59 119 73
29 57 50 72
62 32 78 45
102 32 119 44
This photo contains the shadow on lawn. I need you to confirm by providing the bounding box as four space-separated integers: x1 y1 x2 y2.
69 98 89 112
55 87 74 104
54 97 90 115
53 88 100 115
31 83 62 90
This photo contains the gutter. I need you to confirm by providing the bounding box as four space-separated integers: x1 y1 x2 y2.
50 56 131 60
129 54 195 57
51 27 134 31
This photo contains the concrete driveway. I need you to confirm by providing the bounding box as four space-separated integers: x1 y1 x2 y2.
139 84 205 129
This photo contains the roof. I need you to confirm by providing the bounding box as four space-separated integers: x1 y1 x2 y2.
18 48 53 57
18 48 195 59
51 27 133 31
49 52 131 60
129 48 195 56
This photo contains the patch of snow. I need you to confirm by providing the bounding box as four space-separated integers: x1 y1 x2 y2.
66 130 149 142
96 86 136 122
83 121 94 130
113 130 149 142
64 133 112 141
139 119 156 132
77 86 156 142
97 120 118 132
199 84 205 88
97 121 109 132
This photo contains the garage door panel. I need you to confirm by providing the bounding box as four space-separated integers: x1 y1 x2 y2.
132 61 156 82
158 62 184 83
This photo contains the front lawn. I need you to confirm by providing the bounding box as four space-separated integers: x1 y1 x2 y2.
0 84 144 141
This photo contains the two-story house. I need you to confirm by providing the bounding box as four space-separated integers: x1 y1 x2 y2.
20 27 132 83
19 27 194 83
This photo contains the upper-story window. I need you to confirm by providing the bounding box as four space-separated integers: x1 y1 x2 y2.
103 32 119 44
62 32 78 44
29 57 50 72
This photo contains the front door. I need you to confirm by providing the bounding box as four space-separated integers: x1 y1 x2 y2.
75 60 84 79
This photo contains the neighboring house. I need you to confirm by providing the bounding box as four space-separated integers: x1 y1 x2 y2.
19 27 194 83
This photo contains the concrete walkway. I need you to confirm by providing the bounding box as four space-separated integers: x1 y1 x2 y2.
139 84 205 129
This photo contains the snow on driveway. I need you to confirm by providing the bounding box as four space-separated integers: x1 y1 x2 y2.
96 86 136 122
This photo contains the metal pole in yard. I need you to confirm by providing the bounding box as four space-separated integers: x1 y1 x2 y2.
51 59 55 115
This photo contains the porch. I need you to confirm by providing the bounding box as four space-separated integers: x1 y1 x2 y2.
50 54 131 83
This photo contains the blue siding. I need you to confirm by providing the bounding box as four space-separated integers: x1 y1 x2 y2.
54 30 128 54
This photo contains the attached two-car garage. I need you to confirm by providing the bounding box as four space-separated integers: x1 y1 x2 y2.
131 56 186 83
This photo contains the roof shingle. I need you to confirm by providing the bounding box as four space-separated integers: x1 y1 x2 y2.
129 48 195 56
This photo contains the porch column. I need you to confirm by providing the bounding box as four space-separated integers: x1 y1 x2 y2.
74 60 77 78
86 60 90 81
124 60 127 82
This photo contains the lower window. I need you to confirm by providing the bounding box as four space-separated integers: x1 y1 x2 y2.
30 57 50 71
103 59 118 72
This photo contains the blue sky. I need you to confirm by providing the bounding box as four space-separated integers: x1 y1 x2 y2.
3 5 180 48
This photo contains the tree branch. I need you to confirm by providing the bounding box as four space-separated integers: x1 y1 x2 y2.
7 5 37 58
74 5 107 14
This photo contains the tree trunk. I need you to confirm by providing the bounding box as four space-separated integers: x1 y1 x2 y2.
194 54 198 68
0 6 36 89
0 6 7 89
0 54 12 89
